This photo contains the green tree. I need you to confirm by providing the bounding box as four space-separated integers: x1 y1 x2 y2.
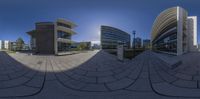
77 42 87 50
16 37 25 51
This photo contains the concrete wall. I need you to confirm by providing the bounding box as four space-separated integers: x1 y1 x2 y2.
34 23 55 54
177 7 184 55
35 30 55 54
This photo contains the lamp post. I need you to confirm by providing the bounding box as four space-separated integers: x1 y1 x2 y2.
132 30 136 57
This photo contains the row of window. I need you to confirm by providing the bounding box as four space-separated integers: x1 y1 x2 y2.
153 33 177 53
102 34 130 41
57 31 71 39
57 42 71 52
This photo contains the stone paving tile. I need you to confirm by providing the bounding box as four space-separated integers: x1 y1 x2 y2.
98 76 117 83
157 70 178 83
0 77 29 88
0 86 39 97
82 84 108 92
152 82 200 97
70 73 97 83
113 69 132 80
25 76 44 88
193 75 200 81
172 79 197 88
126 78 152 91
1 50 200 99
106 78 134 90
86 70 113 77
150 73 165 83
140 71 149 78
0 75 10 81
175 73 193 80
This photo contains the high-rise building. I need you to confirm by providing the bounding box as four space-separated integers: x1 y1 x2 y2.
27 19 77 54
151 6 198 55
101 26 131 49
143 39 151 49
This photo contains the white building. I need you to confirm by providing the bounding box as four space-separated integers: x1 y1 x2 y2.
4 41 10 49
187 16 198 52
0 40 10 50
0 40 3 50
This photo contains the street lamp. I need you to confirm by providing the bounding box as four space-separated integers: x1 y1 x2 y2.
132 30 136 57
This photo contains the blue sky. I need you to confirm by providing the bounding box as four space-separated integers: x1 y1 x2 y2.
0 0 200 43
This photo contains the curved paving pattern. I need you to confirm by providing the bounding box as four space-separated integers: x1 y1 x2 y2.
149 52 200 98
0 50 199 99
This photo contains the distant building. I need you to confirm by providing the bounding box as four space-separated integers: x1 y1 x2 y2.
27 19 77 54
4 41 10 49
0 40 4 50
92 44 101 49
101 26 131 49
0 40 10 50
143 39 151 49
9 42 17 51
133 37 142 48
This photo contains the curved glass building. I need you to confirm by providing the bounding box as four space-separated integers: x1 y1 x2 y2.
151 6 198 55
101 26 130 49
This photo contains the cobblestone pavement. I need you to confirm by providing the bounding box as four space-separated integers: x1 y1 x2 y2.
0 50 199 99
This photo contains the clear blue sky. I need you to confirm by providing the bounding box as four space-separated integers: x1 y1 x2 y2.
0 0 199 43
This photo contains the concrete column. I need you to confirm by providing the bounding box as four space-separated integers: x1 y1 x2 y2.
54 22 58 55
177 7 183 55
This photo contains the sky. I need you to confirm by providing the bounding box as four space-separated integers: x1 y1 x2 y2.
0 0 200 44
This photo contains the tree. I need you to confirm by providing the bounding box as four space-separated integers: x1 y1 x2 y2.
77 42 87 50
16 37 25 51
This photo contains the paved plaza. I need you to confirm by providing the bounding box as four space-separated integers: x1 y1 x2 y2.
0 50 200 99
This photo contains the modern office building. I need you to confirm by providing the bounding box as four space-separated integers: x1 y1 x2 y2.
133 37 142 48
27 19 77 54
101 26 131 49
0 40 10 50
151 6 198 55
143 39 151 49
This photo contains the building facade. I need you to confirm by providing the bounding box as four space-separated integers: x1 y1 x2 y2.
9 42 17 51
143 39 151 49
101 26 131 49
151 6 198 55
133 37 142 48
0 40 3 50
0 40 10 50
27 19 77 54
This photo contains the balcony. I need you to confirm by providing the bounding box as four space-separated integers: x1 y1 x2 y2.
57 38 73 43
56 26 76 35
56 19 77 28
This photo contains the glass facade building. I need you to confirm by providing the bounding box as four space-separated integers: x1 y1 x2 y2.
151 6 198 55
101 26 131 49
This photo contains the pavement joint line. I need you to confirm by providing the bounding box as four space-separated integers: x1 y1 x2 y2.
2 51 200 98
